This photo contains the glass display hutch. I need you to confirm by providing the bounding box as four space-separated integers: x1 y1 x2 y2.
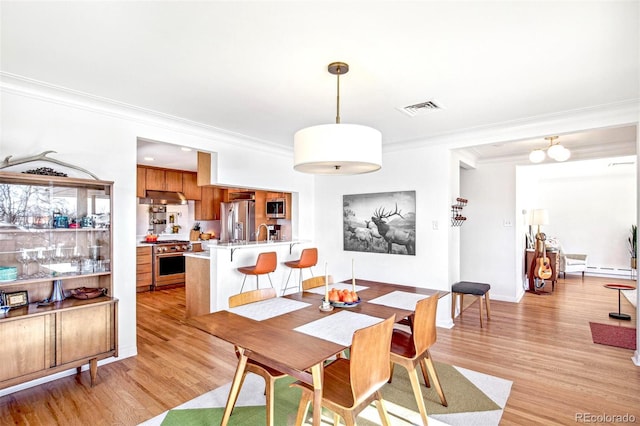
0 171 117 390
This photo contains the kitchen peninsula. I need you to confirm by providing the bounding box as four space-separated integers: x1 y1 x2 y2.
184 239 314 317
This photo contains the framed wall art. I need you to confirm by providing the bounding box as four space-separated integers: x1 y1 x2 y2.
343 190 416 255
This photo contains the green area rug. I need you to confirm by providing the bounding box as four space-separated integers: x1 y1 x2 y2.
141 361 512 426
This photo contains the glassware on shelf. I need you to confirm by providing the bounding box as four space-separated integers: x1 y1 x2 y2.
15 249 32 279
35 247 54 278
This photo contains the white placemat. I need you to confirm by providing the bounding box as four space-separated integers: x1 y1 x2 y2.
305 282 369 295
294 310 382 346
367 290 431 311
228 297 310 321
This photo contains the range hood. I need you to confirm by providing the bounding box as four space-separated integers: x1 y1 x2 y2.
139 190 187 205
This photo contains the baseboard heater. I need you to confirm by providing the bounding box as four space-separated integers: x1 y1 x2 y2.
585 265 634 277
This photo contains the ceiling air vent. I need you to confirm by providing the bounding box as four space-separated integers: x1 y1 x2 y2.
398 100 443 117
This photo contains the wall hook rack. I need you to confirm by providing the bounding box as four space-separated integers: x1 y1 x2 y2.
451 197 468 227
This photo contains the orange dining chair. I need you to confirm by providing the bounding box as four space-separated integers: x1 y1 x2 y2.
301 275 333 291
237 251 277 293
291 314 396 426
227 288 286 426
281 248 318 295
389 292 447 426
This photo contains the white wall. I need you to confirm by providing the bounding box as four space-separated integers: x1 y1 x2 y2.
461 156 638 305
0 75 314 394
313 145 455 327
518 158 637 275
460 163 519 301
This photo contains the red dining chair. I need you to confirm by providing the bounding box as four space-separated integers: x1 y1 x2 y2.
237 251 277 293
281 247 318 295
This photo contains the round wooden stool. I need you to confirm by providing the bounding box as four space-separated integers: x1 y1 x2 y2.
237 252 277 293
281 248 318 295
451 281 491 328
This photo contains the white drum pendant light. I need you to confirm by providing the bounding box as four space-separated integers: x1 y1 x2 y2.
294 62 382 175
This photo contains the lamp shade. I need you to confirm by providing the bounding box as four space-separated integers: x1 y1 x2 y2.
547 143 565 160
529 149 546 163
530 209 549 226
293 123 382 174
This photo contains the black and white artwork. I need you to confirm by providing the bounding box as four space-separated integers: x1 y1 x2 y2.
343 191 416 255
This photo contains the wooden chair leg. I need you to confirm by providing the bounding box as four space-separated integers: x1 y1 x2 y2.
333 413 340 425
451 293 456 319
294 390 311 426
479 295 484 328
484 291 491 320
375 391 392 426
422 355 448 407
265 377 275 426
407 366 429 426
419 358 431 388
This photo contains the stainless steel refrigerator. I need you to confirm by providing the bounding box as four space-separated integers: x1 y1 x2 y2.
220 200 256 243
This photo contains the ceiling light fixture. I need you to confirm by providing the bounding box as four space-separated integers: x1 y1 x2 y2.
528 136 571 163
293 62 382 175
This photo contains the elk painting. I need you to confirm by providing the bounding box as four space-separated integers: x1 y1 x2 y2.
343 191 416 255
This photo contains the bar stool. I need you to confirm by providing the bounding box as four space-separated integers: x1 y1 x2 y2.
238 252 277 293
281 248 318 295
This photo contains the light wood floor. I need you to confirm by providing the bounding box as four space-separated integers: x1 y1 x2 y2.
0 275 638 425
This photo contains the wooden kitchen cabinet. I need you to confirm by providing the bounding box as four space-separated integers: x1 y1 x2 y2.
145 168 166 191
195 186 223 220
0 171 117 390
145 167 182 192
136 246 152 292
136 167 146 198
165 170 183 192
182 172 201 200
185 255 210 318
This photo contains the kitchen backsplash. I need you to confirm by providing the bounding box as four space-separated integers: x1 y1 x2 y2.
136 201 220 242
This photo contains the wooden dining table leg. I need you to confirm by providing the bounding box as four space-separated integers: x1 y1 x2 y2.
221 348 249 426
310 363 324 426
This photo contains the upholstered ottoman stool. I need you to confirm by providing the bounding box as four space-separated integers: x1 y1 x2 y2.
451 281 491 328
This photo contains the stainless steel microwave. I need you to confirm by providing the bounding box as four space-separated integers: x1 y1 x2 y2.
266 198 286 218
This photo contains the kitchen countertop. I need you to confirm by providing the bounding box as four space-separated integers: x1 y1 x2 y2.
214 240 304 249
184 251 210 259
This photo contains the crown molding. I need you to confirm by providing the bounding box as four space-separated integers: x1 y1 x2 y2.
384 98 640 154
0 72 292 157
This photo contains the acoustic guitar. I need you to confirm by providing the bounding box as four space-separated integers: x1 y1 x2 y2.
535 234 553 280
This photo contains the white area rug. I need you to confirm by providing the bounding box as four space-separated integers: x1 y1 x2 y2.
140 364 512 426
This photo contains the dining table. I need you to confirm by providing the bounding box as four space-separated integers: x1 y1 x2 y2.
188 278 446 426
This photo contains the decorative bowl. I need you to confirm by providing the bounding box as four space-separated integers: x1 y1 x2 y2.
323 297 361 308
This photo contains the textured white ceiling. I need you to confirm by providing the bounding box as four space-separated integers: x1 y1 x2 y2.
2 1 638 169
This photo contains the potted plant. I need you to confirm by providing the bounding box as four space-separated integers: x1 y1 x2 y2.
628 224 637 269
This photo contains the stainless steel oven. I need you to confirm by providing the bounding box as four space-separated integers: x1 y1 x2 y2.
151 240 190 289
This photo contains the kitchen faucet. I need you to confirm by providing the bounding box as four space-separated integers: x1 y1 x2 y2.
256 223 270 241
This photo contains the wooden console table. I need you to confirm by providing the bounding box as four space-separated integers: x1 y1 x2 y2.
525 249 559 292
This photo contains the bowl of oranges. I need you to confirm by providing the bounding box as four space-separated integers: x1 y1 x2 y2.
324 288 361 308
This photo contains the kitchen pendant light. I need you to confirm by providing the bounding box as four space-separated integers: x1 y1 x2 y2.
528 136 571 163
294 62 382 175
